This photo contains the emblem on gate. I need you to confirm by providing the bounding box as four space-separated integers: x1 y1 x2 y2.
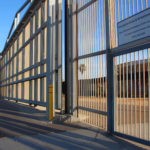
79 64 86 74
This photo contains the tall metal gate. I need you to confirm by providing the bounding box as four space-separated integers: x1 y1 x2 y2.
65 0 150 145
76 0 107 129
113 42 150 144
111 0 150 144
65 0 108 129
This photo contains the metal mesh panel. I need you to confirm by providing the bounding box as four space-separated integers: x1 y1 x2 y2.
114 48 150 141
76 0 107 129
77 0 106 56
0 0 48 106
78 55 107 129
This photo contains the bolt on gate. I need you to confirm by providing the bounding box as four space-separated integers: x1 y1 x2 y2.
0 0 150 146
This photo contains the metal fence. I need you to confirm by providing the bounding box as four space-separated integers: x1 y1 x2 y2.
114 48 150 141
0 0 150 146
0 0 48 106
0 0 63 113
66 0 150 145
112 0 150 143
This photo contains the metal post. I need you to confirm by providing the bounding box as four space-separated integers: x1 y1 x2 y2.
47 0 54 120
22 29 25 101
29 16 33 103
65 0 72 114
71 1 78 117
46 0 51 120
105 0 116 134
57 0 63 112
65 0 78 116
55 0 59 110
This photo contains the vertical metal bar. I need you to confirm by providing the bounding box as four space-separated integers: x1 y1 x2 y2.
132 0 134 15
8 48 10 99
3 56 5 97
128 1 132 136
55 0 58 109
105 0 116 133
94 2 97 126
134 52 137 137
46 0 52 119
128 0 130 16
89 1 91 124
87 3 90 124
125 0 127 18
141 0 143 10
65 0 73 114
119 56 121 132
84 2 87 123
80 1 83 118
72 0 78 117
101 0 104 128
136 0 138 13
40 2 45 103
96 1 99 127
6 52 7 98
58 0 63 112
126 54 129 134
143 49 146 139
65 0 68 113
148 48 150 140
34 10 38 102
121 0 123 20
85 2 89 122
138 51 141 138
114 57 118 131
118 0 120 21
101 54 103 128
12 44 14 98
105 0 108 130
146 0 148 8
83 1 85 122
101 0 104 51
98 0 101 127
130 53 133 135
123 55 125 133
100 55 102 127
29 15 33 103
22 29 25 101
51 3 56 114
16 39 19 102
77 1 80 117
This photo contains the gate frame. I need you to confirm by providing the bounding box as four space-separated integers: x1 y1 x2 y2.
111 42 150 146
64 0 150 146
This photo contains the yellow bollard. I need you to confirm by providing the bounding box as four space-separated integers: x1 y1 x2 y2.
49 85 53 120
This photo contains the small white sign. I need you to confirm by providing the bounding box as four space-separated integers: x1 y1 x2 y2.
118 8 150 46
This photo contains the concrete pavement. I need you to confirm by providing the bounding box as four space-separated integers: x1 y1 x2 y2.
0 100 149 150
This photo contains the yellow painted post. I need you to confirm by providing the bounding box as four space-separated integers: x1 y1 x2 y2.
49 85 53 120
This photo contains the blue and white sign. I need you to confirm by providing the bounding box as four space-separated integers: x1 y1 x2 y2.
118 8 150 46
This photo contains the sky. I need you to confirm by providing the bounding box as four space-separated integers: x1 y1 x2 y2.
0 0 27 52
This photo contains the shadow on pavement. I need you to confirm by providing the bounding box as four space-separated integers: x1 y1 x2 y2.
0 99 148 150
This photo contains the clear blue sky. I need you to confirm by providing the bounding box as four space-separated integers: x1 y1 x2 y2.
0 0 27 52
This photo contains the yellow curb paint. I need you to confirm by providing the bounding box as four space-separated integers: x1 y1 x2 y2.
49 85 53 120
